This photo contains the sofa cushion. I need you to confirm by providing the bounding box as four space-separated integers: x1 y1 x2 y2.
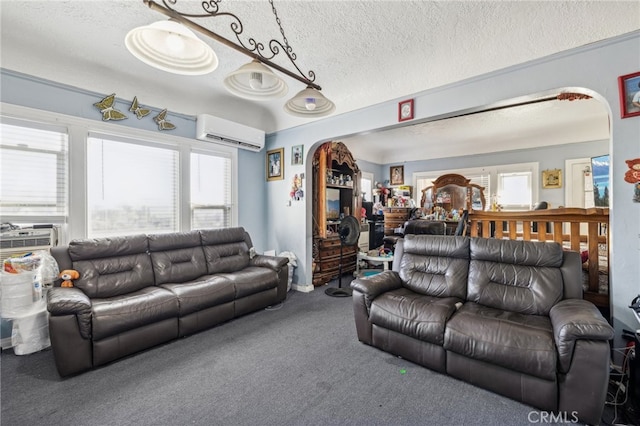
200 228 251 274
69 234 154 298
444 302 557 380
398 235 470 299
160 276 235 316
91 286 179 340
148 231 207 285
369 287 461 345
219 267 279 298
468 238 564 315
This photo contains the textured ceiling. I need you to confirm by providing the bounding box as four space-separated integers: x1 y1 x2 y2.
0 1 637 160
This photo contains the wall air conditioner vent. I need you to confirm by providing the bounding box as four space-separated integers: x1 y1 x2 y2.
196 114 265 152
0 228 59 263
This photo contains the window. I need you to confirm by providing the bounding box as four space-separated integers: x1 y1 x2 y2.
87 134 179 237
0 120 68 222
497 171 532 210
190 151 232 229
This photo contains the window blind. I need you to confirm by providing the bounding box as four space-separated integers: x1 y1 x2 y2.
498 171 532 209
190 151 232 230
87 135 179 237
0 121 68 220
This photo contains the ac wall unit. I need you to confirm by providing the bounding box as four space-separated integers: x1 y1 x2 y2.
0 228 59 263
196 114 265 152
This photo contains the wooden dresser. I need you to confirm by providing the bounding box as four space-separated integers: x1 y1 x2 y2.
312 237 358 286
383 207 411 235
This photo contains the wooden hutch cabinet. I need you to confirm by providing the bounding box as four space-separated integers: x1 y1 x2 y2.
312 141 362 286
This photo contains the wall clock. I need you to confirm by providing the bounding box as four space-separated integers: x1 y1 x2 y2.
398 99 414 122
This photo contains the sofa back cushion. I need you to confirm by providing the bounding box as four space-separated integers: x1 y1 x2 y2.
68 234 154 298
148 231 207 285
468 238 564 315
398 235 470 299
200 227 251 274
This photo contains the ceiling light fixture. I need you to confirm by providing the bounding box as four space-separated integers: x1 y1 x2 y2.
125 19 218 75
223 60 288 101
128 0 334 117
284 86 336 117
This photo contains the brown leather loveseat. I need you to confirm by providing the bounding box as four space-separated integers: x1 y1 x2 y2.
351 234 613 425
48 227 288 377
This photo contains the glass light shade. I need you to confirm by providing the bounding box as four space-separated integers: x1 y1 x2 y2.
284 86 335 117
125 19 218 75
223 60 288 100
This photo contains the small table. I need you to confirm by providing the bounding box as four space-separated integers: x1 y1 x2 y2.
354 252 394 277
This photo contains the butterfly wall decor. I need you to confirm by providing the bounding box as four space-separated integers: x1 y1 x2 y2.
93 93 128 121
154 109 176 131
129 96 151 119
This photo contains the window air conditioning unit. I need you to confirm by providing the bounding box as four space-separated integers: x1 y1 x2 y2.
196 114 265 152
0 228 59 263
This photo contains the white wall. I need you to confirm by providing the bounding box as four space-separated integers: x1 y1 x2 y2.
266 31 640 337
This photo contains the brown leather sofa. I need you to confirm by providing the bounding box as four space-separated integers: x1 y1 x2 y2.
351 234 613 425
48 227 288 377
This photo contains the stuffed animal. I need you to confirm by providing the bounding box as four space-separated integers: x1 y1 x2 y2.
624 158 640 184
59 269 79 288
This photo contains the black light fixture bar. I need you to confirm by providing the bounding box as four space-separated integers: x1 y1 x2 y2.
143 0 322 91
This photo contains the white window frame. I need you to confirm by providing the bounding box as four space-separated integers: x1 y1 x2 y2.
0 103 238 243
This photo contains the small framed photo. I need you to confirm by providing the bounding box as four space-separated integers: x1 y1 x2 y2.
542 169 562 189
398 99 414 122
266 148 284 181
292 145 304 166
390 165 404 186
618 71 640 119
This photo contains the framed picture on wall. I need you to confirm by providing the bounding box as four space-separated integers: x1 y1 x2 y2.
266 148 284 181
390 165 404 185
542 169 562 189
398 99 414 122
618 71 640 119
292 145 303 165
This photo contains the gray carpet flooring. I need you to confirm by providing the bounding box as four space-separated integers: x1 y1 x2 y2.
1 279 564 425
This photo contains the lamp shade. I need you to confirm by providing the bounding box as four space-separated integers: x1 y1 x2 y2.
223 60 288 100
125 19 218 75
284 86 336 117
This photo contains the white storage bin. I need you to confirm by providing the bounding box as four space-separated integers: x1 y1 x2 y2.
0 272 38 316
11 304 50 355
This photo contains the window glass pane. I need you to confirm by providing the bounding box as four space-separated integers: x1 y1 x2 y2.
87 137 179 237
0 122 67 218
190 152 231 229
498 172 531 208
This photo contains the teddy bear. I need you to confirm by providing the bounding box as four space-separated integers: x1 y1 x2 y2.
624 158 640 184
59 269 79 288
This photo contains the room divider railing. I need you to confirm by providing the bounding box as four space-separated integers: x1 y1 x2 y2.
468 208 610 309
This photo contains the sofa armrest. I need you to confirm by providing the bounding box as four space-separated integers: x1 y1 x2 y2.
250 254 288 272
351 271 402 310
550 299 614 372
47 287 92 339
